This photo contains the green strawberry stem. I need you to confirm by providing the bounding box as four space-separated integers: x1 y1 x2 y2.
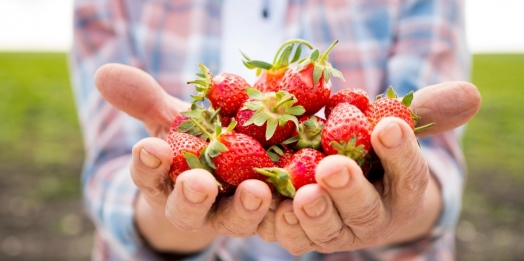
271 39 313 64
254 167 296 198
318 40 339 62
209 108 221 122
188 117 236 169
295 39 345 85
271 95 294 112
414 122 435 133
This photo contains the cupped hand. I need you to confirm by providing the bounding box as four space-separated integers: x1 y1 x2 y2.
95 64 274 252
257 81 481 254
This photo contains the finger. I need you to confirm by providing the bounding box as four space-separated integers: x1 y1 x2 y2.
210 180 272 237
411 81 481 138
256 196 283 242
371 117 429 221
95 63 189 137
275 200 313 256
165 169 219 232
315 155 389 246
131 137 174 212
293 184 353 252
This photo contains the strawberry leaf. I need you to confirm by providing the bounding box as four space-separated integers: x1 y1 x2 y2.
246 60 273 70
243 60 256 69
330 68 345 81
310 49 320 62
183 152 204 169
279 114 299 129
265 117 278 141
246 88 265 100
402 91 414 107
268 145 284 155
278 44 294 67
282 135 300 144
285 105 306 116
267 151 280 162
324 67 332 83
386 86 397 98
178 121 195 132
313 64 322 86
240 51 251 61
291 45 302 63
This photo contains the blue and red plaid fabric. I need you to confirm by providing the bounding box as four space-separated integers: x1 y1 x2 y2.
70 0 470 260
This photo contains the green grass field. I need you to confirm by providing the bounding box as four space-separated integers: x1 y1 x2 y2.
0 52 523 260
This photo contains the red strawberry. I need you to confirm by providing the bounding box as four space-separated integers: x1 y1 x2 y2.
211 132 275 186
255 148 325 198
216 175 237 196
325 88 370 118
285 115 326 150
253 70 286 93
220 116 233 128
171 115 189 132
321 102 372 165
166 131 208 182
188 63 250 117
191 118 275 187
242 39 313 93
366 86 434 132
267 145 295 168
280 40 345 115
235 88 305 148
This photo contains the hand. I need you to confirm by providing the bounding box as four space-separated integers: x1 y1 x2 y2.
257 81 481 254
95 64 274 252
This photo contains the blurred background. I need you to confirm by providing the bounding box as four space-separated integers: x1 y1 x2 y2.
0 0 523 260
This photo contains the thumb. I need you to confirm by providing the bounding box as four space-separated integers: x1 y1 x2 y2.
371 117 429 217
95 63 189 137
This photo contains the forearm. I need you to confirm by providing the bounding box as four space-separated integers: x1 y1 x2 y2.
381 174 442 246
135 193 219 253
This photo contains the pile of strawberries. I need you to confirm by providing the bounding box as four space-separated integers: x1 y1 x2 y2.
166 39 431 198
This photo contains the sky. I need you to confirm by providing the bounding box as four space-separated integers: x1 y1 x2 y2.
0 0 523 53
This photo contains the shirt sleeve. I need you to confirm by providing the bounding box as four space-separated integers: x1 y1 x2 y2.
70 1 216 260
385 0 470 238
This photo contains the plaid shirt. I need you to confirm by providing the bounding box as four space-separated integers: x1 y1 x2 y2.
70 0 470 260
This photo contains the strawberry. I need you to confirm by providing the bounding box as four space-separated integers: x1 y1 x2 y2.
190 118 275 187
280 40 345 115
366 86 434 132
255 148 325 198
235 88 305 148
325 88 370 118
266 145 295 168
321 102 372 165
242 39 313 93
188 63 250 117
175 105 222 140
215 175 237 196
171 115 189 132
284 115 325 150
166 131 208 182
219 116 233 128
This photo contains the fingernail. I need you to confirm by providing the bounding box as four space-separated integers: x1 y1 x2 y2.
323 167 349 188
378 122 403 148
284 212 299 225
302 196 327 218
182 182 208 204
139 149 161 169
241 190 262 211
